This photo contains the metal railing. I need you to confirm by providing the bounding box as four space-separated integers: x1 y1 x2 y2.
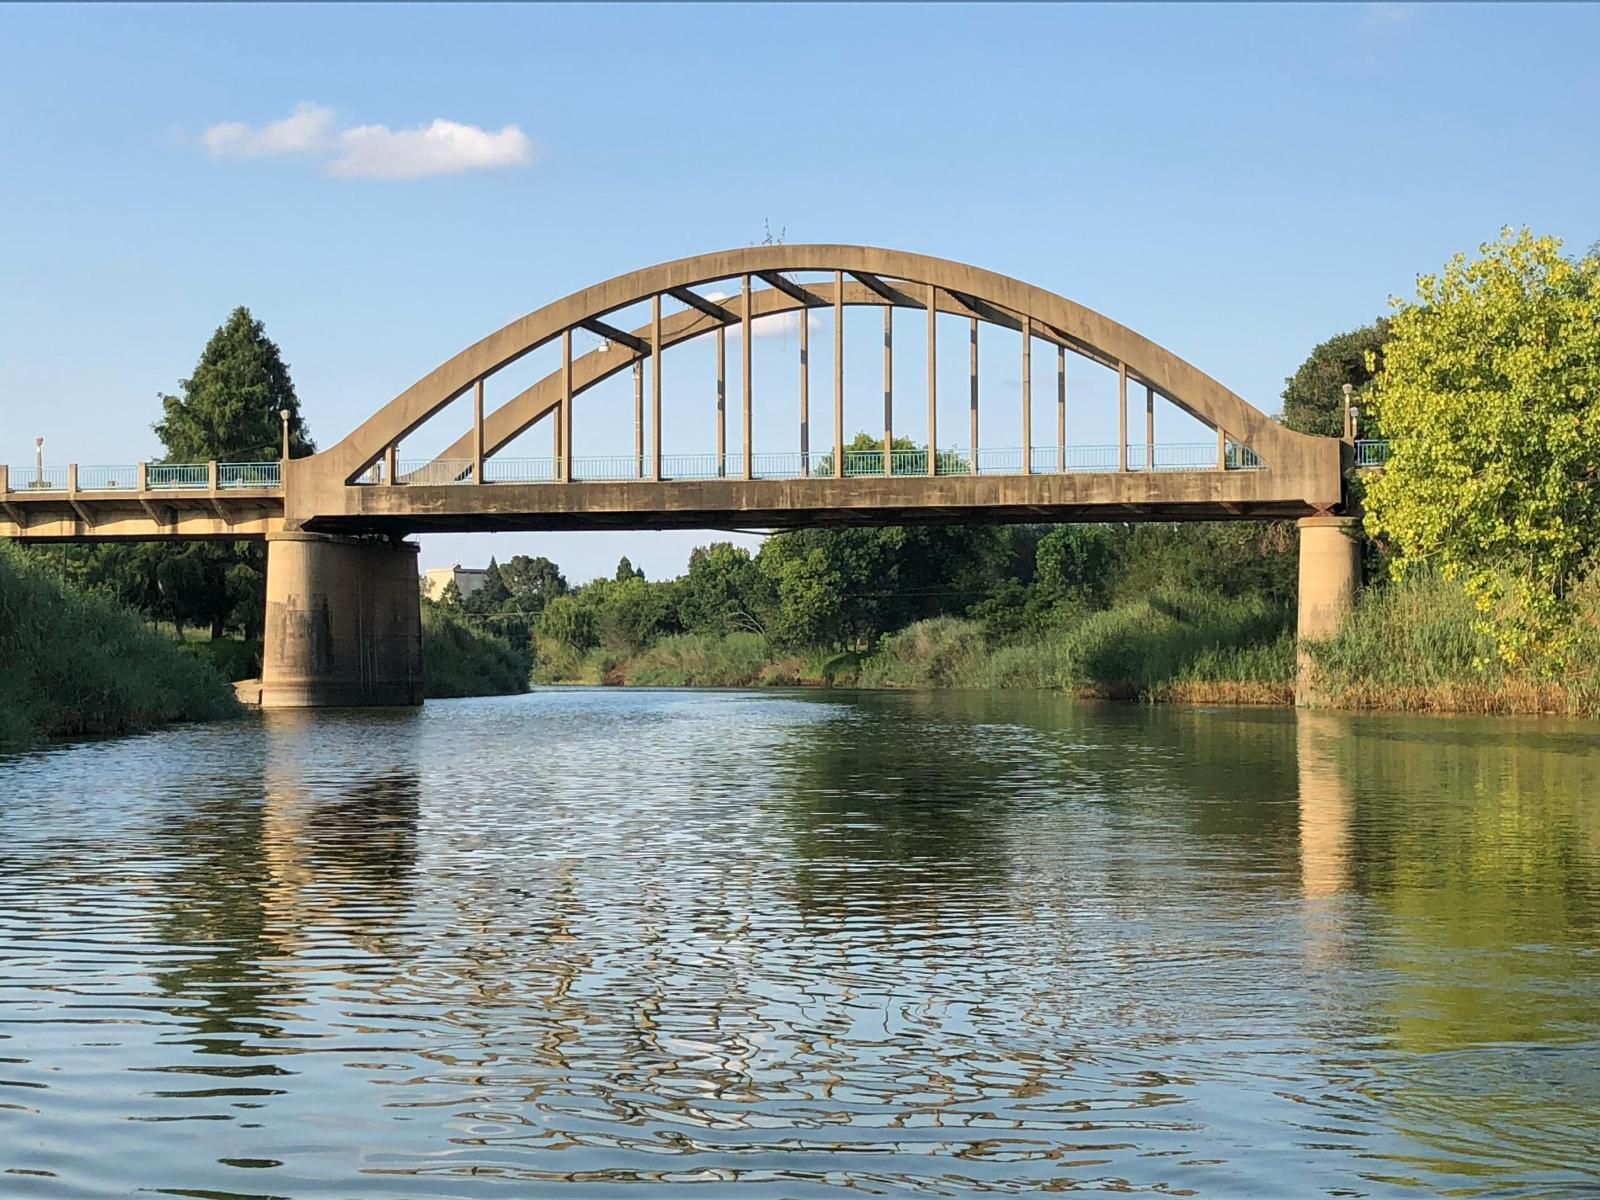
363 443 1269 485
77 465 140 490
2 462 284 494
217 462 280 489
145 464 210 490
1355 439 1391 468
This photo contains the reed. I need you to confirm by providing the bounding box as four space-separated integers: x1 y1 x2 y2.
0 542 238 747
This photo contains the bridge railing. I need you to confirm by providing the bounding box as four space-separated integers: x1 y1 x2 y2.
2 462 283 494
216 462 282 489
1355 439 1391 468
366 443 1270 486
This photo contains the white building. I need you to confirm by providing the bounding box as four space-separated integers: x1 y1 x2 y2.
422 565 490 603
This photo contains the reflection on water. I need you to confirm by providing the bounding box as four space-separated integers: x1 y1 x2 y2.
1 690 1598 1197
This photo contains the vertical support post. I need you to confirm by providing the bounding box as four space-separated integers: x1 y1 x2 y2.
1020 317 1032 475
651 295 663 481
1057 344 1067 473
1217 424 1228 470
560 328 573 482
1146 383 1155 472
833 269 844 479
385 443 399 484
883 304 893 475
69 463 79 494
798 301 809 474
552 401 561 468
926 282 937 477
136 462 146 492
716 324 727 477
634 361 644 479
970 317 979 473
1118 362 1129 472
473 378 485 484
0 464 8 495
206 461 218 492
741 274 752 481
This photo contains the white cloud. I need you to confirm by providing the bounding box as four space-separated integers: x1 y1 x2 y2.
703 292 824 340
330 119 535 179
202 102 333 159
198 104 535 179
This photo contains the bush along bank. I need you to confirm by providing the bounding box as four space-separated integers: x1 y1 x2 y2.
421 599 533 699
0 542 240 748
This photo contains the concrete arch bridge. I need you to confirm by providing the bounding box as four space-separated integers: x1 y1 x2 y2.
0 246 1364 707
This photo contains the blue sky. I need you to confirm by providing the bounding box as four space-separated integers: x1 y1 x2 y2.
2 2 1596 580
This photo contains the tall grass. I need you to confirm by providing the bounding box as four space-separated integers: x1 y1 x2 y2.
1308 568 1600 715
0 542 239 748
858 589 1294 702
421 602 531 698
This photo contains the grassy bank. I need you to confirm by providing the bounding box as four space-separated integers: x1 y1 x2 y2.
0 542 239 748
1308 569 1600 716
533 589 1298 703
422 600 532 698
529 572 1600 718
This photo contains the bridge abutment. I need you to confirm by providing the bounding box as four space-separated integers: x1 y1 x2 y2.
1295 516 1362 708
261 531 423 709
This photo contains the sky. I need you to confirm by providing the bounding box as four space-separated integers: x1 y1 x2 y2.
2 2 1596 581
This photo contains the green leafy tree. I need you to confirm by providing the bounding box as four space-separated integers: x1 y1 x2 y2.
679 543 771 635
438 578 464 609
1034 526 1121 603
615 555 644 582
500 555 567 614
1280 320 1391 437
536 593 598 653
1364 228 1600 666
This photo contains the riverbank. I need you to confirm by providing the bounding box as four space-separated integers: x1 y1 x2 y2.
0 543 240 748
421 600 531 698
531 573 1600 718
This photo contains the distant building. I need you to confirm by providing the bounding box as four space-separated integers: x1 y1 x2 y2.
423 565 489 603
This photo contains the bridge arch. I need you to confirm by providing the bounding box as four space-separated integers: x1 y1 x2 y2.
293 245 1334 494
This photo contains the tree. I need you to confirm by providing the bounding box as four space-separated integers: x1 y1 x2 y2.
615 555 644 582
154 307 314 462
438 578 464 609
463 557 511 616
1364 229 1600 666
679 543 769 635
500 555 567 615
1280 319 1390 437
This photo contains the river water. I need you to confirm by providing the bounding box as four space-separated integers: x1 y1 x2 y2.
1 690 1597 1198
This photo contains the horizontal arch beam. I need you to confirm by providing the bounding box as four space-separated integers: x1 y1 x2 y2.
289 245 1337 507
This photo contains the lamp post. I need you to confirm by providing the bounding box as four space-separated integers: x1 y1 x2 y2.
1342 383 1355 442
34 436 43 487
279 409 291 462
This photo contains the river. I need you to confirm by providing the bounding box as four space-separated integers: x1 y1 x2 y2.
1 690 1597 1197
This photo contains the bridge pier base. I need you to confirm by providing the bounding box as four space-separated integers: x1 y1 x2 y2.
261 531 423 709
1296 516 1361 708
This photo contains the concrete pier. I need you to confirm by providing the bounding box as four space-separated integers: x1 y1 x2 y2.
1296 516 1362 707
261 531 423 709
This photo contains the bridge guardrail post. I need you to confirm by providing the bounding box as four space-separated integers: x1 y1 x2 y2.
208 461 219 492
137 462 148 492
0 464 8 495
68 463 78 495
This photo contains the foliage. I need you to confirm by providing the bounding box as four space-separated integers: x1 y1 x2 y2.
1364 229 1600 667
679 543 771 635
0 542 238 748
154 306 315 462
1306 567 1600 715
420 600 531 698
1280 319 1390 437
